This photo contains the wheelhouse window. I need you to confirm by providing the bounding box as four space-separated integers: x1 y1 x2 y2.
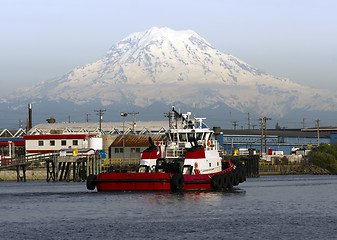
187 133 194 142
196 133 203 141
50 140 55 146
61 140 67 146
73 140 78 146
179 133 187 142
38 140 44 146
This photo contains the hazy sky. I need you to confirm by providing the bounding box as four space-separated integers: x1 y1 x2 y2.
1 0 336 96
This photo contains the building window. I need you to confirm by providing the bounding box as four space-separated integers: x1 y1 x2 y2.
61 140 67 146
38 140 44 146
50 140 55 146
114 148 124 153
131 148 141 153
73 140 78 146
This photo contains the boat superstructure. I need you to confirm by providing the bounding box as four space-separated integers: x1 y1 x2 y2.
140 106 222 175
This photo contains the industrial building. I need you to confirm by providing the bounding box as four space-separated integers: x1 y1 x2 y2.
221 128 331 156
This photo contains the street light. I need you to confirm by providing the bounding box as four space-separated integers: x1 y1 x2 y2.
120 112 129 172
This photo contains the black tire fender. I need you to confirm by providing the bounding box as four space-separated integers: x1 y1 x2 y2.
171 173 185 191
238 168 245 183
224 172 230 188
233 170 240 186
226 172 234 189
211 174 222 190
86 174 97 190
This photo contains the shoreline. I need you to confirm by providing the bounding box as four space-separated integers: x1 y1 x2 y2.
0 164 332 181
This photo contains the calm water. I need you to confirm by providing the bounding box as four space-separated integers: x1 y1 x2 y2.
1 175 337 240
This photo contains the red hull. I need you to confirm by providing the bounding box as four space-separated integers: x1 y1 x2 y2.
94 168 233 191
96 172 172 191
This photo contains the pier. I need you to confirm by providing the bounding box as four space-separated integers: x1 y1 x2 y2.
0 152 102 182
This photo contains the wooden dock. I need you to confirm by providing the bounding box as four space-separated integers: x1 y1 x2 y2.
0 152 102 182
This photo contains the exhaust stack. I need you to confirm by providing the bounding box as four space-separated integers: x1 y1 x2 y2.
28 104 32 130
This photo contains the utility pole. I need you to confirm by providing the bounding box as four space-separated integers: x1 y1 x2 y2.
68 115 71 123
248 112 250 130
130 111 139 134
233 121 239 130
302 118 305 129
120 112 129 172
86 113 90 123
260 117 264 155
264 117 272 154
94 109 106 133
316 119 320 145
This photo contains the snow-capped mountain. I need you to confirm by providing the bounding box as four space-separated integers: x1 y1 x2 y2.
6 27 337 118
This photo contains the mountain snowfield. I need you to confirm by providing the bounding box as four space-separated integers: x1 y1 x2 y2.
9 27 337 116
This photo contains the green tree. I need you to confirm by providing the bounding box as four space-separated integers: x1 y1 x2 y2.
310 143 337 173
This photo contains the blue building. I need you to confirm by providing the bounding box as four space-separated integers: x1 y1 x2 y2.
221 128 331 155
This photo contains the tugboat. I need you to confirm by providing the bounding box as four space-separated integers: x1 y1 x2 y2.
87 107 246 191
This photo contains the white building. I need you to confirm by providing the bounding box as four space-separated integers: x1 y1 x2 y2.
23 134 92 154
24 121 169 155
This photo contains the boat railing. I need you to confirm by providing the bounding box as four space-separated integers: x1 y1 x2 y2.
102 158 140 167
205 139 219 151
166 147 186 159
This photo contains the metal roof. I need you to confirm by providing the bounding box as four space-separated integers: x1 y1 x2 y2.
110 134 167 147
0 128 26 137
29 121 169 135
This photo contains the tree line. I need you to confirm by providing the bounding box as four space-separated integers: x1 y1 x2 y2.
310 143 337 173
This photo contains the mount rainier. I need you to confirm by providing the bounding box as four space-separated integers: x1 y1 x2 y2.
4 27 337 126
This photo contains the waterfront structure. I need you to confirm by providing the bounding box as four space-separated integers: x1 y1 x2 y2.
221 128 331 155
4 122 337 158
